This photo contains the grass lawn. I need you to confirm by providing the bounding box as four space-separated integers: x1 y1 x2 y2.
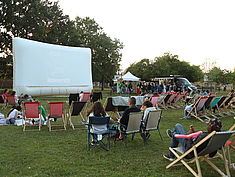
0 91 235 177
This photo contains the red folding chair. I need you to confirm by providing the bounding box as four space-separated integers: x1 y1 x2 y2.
79 92 91 102
23 102 41 131
7 95 17 107
48 102 66 131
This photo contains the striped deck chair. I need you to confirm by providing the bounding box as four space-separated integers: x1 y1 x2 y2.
166 130 235 177
150 95 160 108
174 93 185 108
159 94 172 109
200 96 214 119
186 97 208 122
22 102 42 131
213 96 227 117
167 92 178 108
220 96 235 115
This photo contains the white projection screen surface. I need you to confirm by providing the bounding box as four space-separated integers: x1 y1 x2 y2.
13 37 93 96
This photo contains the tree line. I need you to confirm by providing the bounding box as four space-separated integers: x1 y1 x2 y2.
0 0 123 86
126 53 235 85
1 0 234 87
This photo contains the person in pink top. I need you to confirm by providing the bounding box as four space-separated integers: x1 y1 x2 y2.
163 118 222 161
2 88 9 101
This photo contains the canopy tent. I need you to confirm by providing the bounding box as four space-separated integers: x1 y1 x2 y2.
121 72 140 81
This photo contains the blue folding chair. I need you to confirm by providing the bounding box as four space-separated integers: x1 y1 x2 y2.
84 116 112 151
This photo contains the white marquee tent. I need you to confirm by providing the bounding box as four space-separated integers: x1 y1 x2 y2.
121 72 140 81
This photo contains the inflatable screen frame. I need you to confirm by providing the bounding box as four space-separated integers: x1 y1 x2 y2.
13 37 93 96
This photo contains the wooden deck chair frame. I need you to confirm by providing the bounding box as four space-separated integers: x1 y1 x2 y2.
48 102 66 131
174 93 185 108
68 101 87 130
158 94 172 109
219 96 235 115
166 130 235 177
213 96 227 117
90 92 102 103
85 116 111 151
167 93 178 108
142 110 163 143
186 97 209 122
226 123 235 169
22 102 42 131
121 112 143 146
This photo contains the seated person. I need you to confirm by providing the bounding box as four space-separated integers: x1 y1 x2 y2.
6 106 22 124
38 102 47 124
140 100 158 140
2 88 9 105
141 100 158 123
163 118 222 161
86 102 114 142
119 97 141 127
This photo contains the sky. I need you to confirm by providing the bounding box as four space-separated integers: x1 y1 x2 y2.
56 0 235 71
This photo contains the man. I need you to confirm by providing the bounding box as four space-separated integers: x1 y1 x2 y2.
163 118 222 161
119 97 141 127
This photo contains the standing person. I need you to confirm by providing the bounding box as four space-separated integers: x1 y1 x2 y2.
163 118 222 161
6 106 22 124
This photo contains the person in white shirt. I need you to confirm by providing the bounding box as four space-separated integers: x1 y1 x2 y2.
140 100 159 140
86 102 114 142
7 106 22 124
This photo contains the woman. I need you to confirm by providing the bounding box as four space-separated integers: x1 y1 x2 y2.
140 100 158 140
141 100 158 122
87 102 113 140
2 88 9 103
7 106 22 124
163 118 222 161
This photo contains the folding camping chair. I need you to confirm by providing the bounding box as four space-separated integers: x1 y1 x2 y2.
22 102 42 131
48 102 66 131
83 116 111 151
120 112 143 146
166 130 235 177
141 110 162 143
67 101 87 130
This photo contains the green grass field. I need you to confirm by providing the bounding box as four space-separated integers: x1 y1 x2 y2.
0 92 235 177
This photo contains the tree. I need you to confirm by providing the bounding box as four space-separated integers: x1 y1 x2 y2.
127 53 204 82
126 59 153 80
0 0 76 78
73 17 123 88
208 67 233 85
